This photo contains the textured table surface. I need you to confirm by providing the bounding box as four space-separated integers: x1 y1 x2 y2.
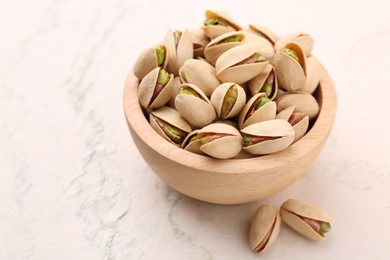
1 0 389 259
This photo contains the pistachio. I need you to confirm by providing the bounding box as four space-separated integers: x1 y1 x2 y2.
301 56 321 94
189 28 209 58
241 119 295 155
203 18 227 26
164 29 193 76
250 205 281 253
248 24 280 45
280 199 332 240
175 83 216 128
149 106 191 146
248 64 278 100
275 32 314 57
138 67 174 109
276 92 319 120
198 123 242 159
133 45 169 79
155 46 166 66
181 129 204 155
238 93 276 129
210 83 246 119
276 106 309 142
202 10 242 39
240 30 275 60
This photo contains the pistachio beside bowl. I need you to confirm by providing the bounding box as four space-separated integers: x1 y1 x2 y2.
123 9 337 204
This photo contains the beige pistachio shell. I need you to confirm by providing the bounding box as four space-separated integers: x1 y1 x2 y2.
202 10 241 39
168 77 182 109
281 199 332 240
164 29 194 76
216 43 269 84
175 83 216 128
301 56 321 94
189 28 209 58
210 83 246 119
240 31 275 60
242 119 295 155
149 106 191 146
181 129 204 155
204 31 245 66
238 93 276 129
179 59 221 96
276 106 309 143
250 205 281 253
276 92 319 120
138 67 174 109
248 64 278 100
248 24 280 45
198 123 242 159
273 42 307 91
133 45 169 79
274 32 314 57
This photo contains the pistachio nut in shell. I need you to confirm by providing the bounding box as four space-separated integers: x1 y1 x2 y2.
276 106 309 143
133 45 169 79
216 43 269 84
240 31 275 60
198 123 242 159
204 31 245 66
276 92 319 120
202 10 242 39
273 42 307 91
301 56 321 94
274 32 314 57
210 82 246 119
181 129 204 155
281 199 332 240
164 29 193 76
138 67 174 109
174 83 216 128
248 24 280 45
250 205 281 253
248 64 278 100
241 119 295 155
168 76 182 109
149 106 191 146
238 92 276 129
189 28 209 58
179 59 221 96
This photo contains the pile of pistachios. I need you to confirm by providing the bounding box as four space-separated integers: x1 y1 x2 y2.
133 10 322 159
250 199 332 253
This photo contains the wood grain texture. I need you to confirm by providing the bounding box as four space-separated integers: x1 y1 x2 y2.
123 65 337 204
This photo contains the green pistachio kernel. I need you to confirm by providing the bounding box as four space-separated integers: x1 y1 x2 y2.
221 36 242 43
243 135 253 146
319 222 331 236
281 48 299 63
255 97 271 110
221 85 237 118
178 87 201 98
203 18 227 26
200 136 209 144
155 117 187 144
260 82 273 97
155 47 165 66
157 69 170 85
180 70 188 82
252 53 265 62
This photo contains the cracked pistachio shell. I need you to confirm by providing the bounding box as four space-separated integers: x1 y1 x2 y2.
198 123 242 159
149 106 191 146
204 31 245 66
133 45 169 79
276 92 319 120
276 106 309 143
250 205 281 253
179 59 221 96
216 43 269 84
281 199 332 240
238 92 277 129
189 28 209 58
248 24 280 45
273 42 307 91
174 83 216 128
181 129 204 155
164 29 194 76
248 64 278 100
210 83 246 119
274 32 314 57
138 67 174 109
241 119 295 155
202 10 242 39
168 77 183 109
301 56 321 94
240 31 275 60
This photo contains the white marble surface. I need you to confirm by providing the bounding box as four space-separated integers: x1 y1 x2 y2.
1 0 389 259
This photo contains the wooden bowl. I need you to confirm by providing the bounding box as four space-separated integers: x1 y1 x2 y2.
123 65 337 205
